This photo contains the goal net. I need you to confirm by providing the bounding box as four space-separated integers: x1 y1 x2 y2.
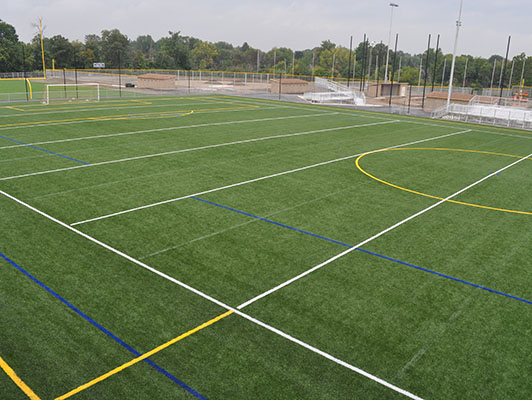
44 83 100 104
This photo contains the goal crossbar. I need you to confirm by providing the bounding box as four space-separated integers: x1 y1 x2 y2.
45 83 100 104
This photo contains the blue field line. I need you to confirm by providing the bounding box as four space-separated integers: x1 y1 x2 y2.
0 251 207 400
0 135 90 165
191 196 532 306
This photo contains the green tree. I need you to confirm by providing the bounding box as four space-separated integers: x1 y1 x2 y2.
101 29 130 68
49 35 74 68
191 41 218 70
0 22 22 72
158 31 190 69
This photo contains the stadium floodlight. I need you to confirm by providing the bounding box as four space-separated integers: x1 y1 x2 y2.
446 0 464 108
384 3 399 84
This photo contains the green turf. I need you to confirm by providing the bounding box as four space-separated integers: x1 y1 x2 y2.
1 95 531 399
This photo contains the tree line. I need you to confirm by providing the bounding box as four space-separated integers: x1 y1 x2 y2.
1 20 531 89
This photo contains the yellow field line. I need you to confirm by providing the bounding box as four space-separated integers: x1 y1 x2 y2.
0 355 41 400
0 105 255 129
55 310 234 400
6 102 154 113
356 147 532 216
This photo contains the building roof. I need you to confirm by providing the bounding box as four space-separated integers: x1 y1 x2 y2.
270 79 309 84
138 73 175 80
426 91 474 101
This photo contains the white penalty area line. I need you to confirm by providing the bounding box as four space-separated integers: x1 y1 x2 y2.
71 128 471 226
0 111 338 151
0 118 391 183
0 189 423 400
237 148 532 310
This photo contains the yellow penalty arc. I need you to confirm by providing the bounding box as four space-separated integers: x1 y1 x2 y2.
355 147 532 216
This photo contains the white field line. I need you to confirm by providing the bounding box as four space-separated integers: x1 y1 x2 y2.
236 149 532 310
0 111 338 150
0 118 391 182
0 101 227 119
0 188 423 400
71 129 471 226
0 104 284 132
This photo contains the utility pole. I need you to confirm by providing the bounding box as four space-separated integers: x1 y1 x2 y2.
462 58 469 88
347 36 353 88
432 34 440 92
490 60 497 89
441 58 447 88
499 36 511 101
446 0 464 108
508 59 515 90
422 34 431 109
520 58 527 88
384 3 399 83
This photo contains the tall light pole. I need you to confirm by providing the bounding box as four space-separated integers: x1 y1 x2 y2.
446 0 464 108
384 3 399 83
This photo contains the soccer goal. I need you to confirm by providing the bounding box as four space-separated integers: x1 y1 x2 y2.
44 83 100 104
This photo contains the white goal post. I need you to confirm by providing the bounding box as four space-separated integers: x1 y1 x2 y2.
45 83 100 104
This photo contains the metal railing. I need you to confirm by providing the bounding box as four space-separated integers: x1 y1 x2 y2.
432 103 532 130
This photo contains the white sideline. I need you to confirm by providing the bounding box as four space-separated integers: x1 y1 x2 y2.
0 104 284 132
0 111 338 150
237 149 532 309
0 188 423 400
0 119 393 182
71 129 471 226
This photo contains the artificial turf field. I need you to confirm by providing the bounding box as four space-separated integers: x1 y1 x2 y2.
0 94 531 400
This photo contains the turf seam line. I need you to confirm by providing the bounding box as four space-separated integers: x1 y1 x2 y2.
191 197 532 306
0 354 41 400
0 111 336 151
234 147 532 309
70 128 469 226
0 135 90 165
0 251 207 400
140 189 348 260
0 189 423 400
56 311 234 400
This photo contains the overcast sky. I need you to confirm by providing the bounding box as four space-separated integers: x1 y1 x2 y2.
3 0 531 58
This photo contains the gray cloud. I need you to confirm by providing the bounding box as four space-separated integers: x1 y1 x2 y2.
3 0 531 57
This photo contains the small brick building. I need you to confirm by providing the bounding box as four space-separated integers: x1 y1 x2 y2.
270 78 309 94
424 91 474 111
137 73 175 89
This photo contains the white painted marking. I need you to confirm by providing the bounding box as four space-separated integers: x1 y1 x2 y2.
0 118 391 182
0 111 337 150
71 129 470 226
0 188 423 400
237 149 532 309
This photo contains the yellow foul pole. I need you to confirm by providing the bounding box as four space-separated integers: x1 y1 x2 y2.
39 18 46 79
